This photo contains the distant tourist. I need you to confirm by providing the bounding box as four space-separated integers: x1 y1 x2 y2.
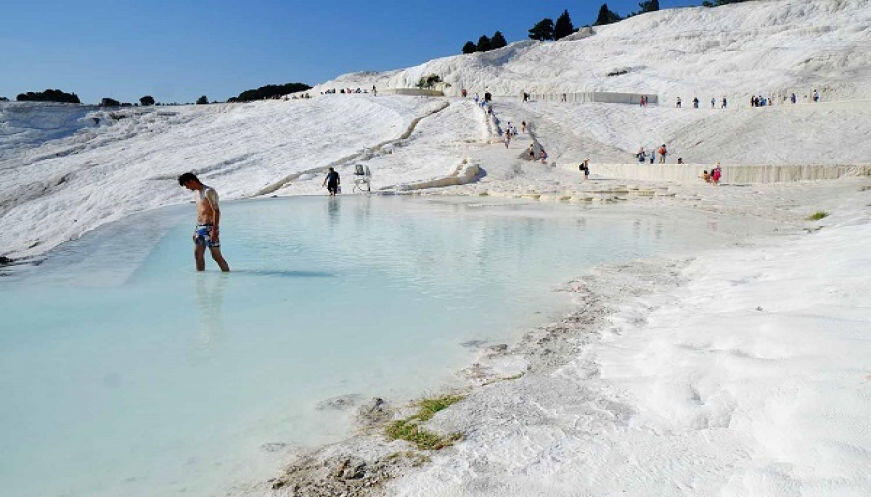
484 92 492 103
372 85 377 96
561 93 567 102
177 172 230 272
692 97 699 108
461 88 467 98
676 97 682 108
527 144 535 160
813 89 820 102
721 97 727 108
701 170 711 183
579 158 591 180
521 121 527 133
323 167 341 196
711 97 716 108
474 93 479 104
791 92 797 104
658 144 668 163
650 149 656 164
711 163 722 185
636 146 646 163
677 157 684 164
540 148 548 164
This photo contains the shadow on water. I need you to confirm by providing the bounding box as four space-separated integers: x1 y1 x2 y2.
233 269 336 278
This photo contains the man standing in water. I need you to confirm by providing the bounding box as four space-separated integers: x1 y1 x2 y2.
323 167 340 196
178 172 230 272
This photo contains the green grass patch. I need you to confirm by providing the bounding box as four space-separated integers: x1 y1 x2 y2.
416 394 465 421
807 211 829 221
385 394 465 450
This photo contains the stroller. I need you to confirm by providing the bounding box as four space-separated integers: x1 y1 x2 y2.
352 164 372 193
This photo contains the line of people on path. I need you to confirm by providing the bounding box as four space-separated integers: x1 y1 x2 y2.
670 88 821 110
674 97 728 108
321 86 376 95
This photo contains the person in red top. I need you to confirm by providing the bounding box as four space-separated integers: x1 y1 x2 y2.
658 144 668 163
711 163 722 185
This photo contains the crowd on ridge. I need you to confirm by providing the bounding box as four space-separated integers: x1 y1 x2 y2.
673 88 821 109
320 85 378 96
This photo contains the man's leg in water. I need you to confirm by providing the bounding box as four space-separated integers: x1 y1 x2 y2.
209 246 230 272
194 243 206 271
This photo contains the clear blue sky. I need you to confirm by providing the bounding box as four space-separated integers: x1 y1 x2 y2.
0 0 699 104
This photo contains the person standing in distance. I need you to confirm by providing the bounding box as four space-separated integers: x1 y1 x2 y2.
324 167 341 196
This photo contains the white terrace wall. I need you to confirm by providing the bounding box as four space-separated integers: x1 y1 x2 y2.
529 92 659 105
558 163 871 184
381 88 445 97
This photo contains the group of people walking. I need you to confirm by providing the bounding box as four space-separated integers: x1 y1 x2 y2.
674 97 727 108
701 163 723 185
670 89 821 110
636 144 669 164
751 89 818 107
320 86 376 95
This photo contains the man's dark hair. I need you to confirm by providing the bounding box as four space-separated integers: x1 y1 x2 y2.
178 172 199 186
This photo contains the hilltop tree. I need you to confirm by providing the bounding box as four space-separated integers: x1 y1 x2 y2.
16 89 80 104
139 95 155 106
0 97 8 102
639 0 659 12
703 0 753 5
100 97 120 107
490 31 508 49
462 41 477 54
228 82 311 102
528 18 555 41
196 95 209 105
554 10 575 40
477 35 491 52
594 3 622 26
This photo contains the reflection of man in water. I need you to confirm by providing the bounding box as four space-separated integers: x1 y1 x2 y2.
193 274 227 355
178 172 230 272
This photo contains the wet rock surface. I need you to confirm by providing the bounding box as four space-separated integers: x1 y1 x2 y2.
263 259 688 497
316 394 363 411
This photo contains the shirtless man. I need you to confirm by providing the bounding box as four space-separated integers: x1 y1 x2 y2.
178 172 230 272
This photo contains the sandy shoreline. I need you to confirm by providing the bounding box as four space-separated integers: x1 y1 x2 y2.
245 175 871 497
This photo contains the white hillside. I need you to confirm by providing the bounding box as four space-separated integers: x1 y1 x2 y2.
315 0 871 101
0 102 97 158
2 0 870 260
492 98 871 165
0 97 444 258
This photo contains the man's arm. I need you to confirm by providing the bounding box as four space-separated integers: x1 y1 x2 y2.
206 190 221 241
211 208 221 241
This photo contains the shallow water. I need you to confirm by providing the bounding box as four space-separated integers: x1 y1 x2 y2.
1 195 749 497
